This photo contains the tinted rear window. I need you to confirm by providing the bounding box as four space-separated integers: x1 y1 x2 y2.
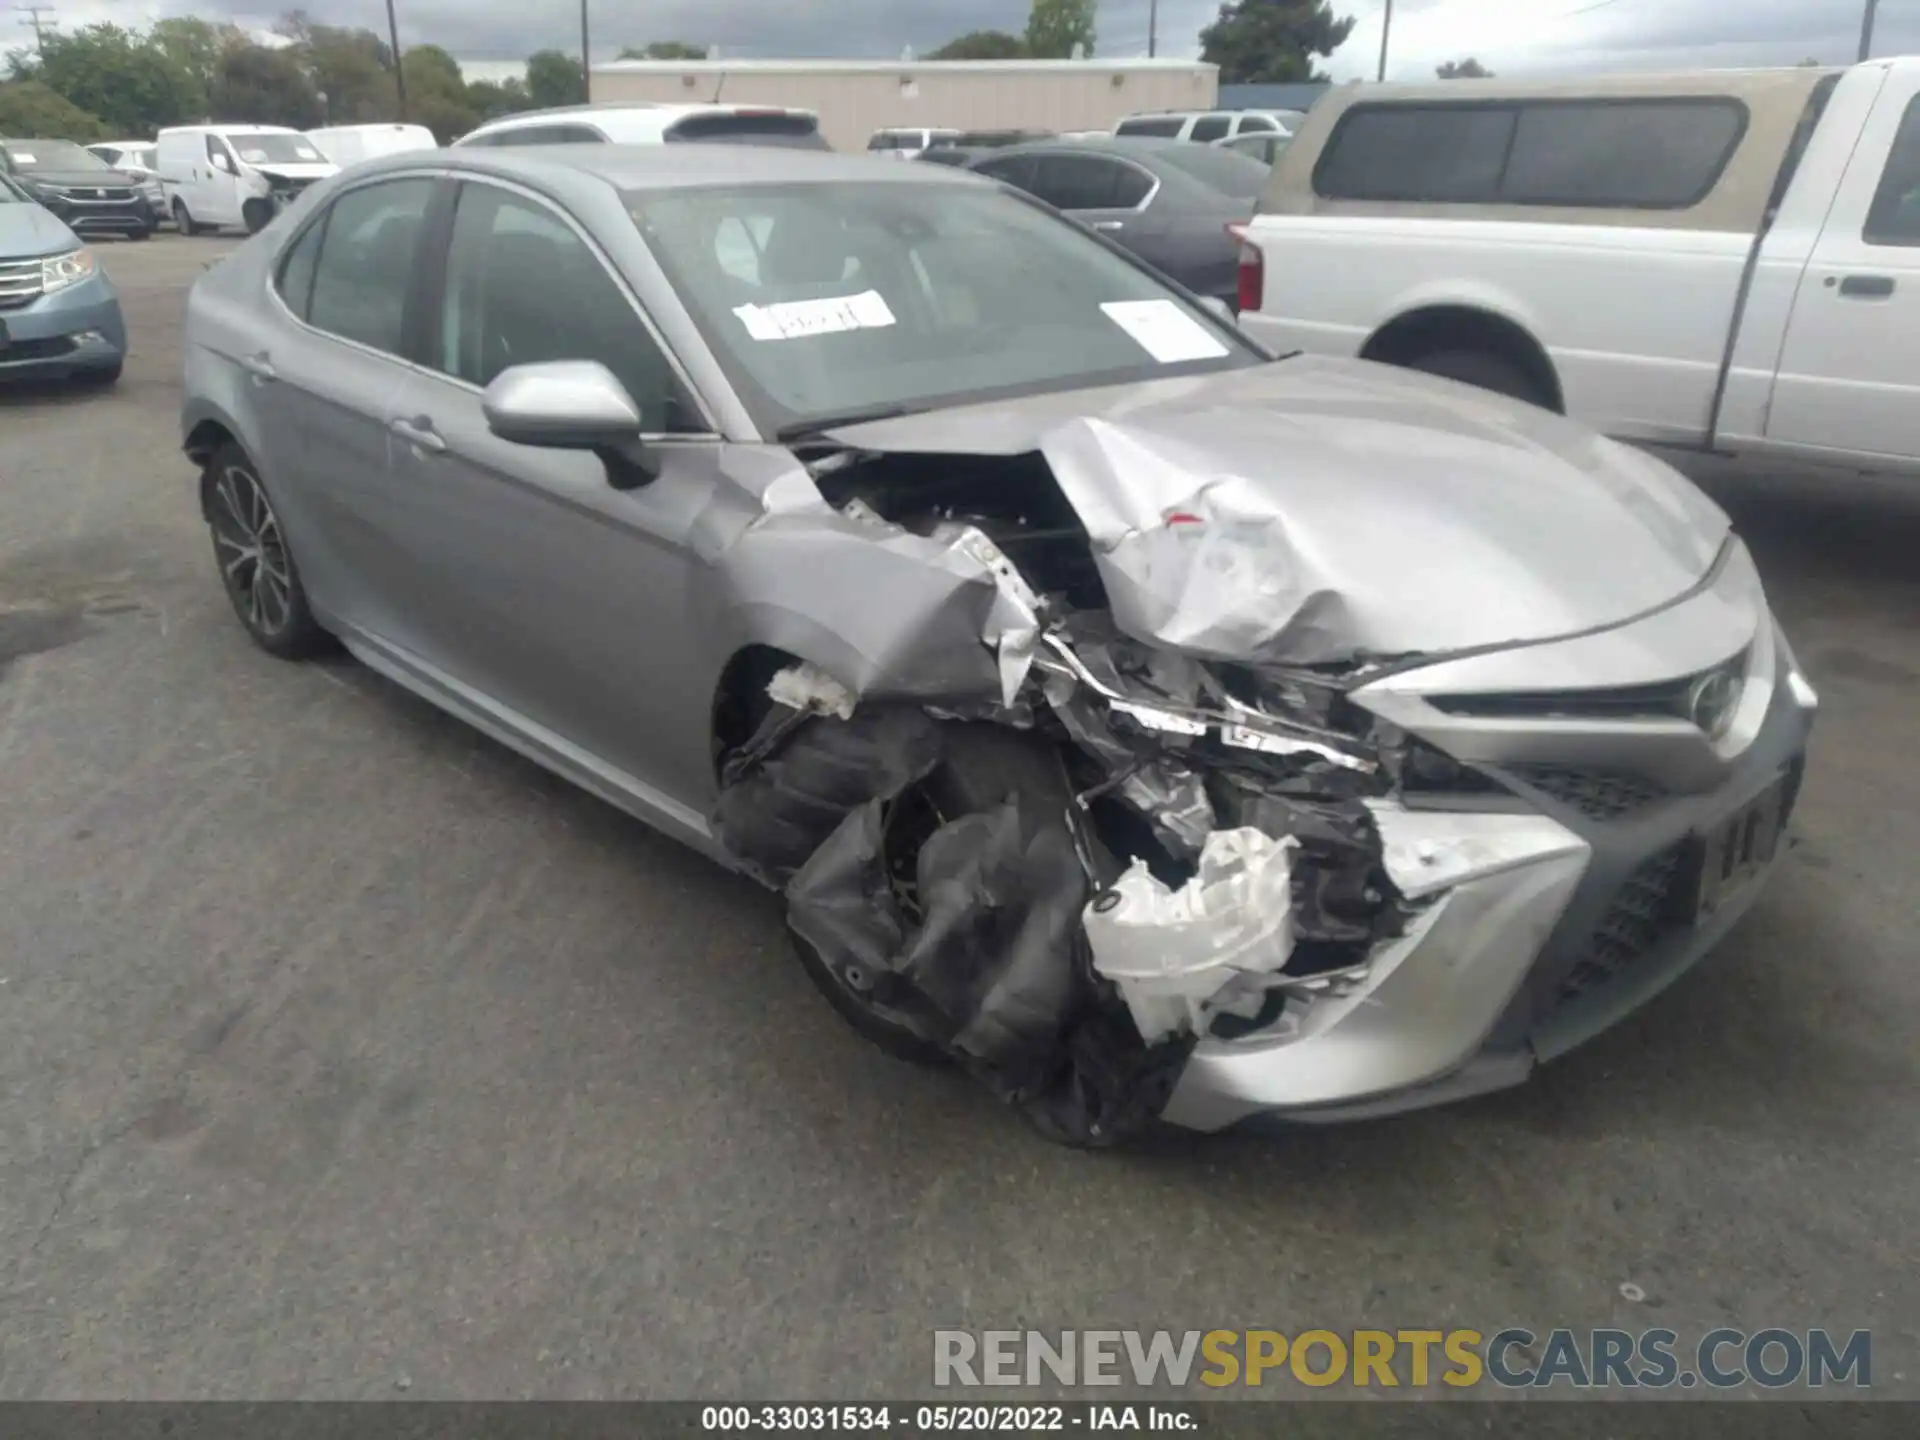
1315 98 1749 209
1116 117 1184 138
668 113 827 149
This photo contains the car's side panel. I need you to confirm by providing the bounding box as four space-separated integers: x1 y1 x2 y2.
1237 215 1751 444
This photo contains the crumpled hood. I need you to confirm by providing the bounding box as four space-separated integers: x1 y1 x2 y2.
824 354 1732 665
0 200 81 259
254 163 338 183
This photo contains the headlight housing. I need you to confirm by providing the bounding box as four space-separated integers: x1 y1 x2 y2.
41 247 97 294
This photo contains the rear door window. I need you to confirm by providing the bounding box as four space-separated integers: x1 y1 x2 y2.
1028 155 1128 211
1864 95 1920 246
1189 115 1231 143
972 153 1038 191
304 177 434 356
1116 117 1185 138
1238 115 1279 134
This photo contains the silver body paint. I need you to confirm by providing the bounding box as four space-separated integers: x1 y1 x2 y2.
182 148 1816 1130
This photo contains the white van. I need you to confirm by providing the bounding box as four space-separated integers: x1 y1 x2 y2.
865 127 963 159
305 123 438 168
1115 110 1297 144
157 124 338 235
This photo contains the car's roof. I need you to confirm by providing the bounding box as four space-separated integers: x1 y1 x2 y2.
159 123 302 135
970 135 1193 161
358 142 985 194
465 103 816 138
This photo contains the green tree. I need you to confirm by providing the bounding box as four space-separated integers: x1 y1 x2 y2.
465 76 533 120
617 42 708 60
928 30 1028 60
281 12 397 122
525 49 586 108
150 18 244 98
1025 0 1097 59
211 40 325 128
1436 57 1492 79
1200 0 1355 84
411 93 478 144
400 44 466 103
0 79 108 140
26 23 204 136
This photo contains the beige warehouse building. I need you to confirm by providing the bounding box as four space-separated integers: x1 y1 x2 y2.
590 57 1220 151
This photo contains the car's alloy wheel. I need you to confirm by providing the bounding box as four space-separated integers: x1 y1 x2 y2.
204 445 328 658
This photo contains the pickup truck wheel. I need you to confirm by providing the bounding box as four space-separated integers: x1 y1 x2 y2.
1408 348 1549 408
242 199 273 235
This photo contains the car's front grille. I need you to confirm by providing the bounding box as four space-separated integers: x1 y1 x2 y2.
64 186 135 202
1557 841 1689 1003
0 256 43 309
1429 650 1750 725
1508 764 1668 820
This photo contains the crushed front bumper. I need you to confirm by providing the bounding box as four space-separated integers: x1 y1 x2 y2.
0 274 127 382
1157 608 1817 1133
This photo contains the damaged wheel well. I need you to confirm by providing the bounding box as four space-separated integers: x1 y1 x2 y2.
710 644 805 774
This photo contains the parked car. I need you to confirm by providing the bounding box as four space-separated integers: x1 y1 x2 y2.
966 137 1271 305
1116 110 1294 144
913 147 980 168
180 144 1815 1142
866 127 962 159
158 124 338 235
0 137 155 240
0 172 126 385
87 140 170 226
306 123 439 167
1235 57 1920 471
1214 130 1290 166
455 104 829 151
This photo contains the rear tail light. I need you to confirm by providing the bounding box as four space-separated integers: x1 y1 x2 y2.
1227 222 1263 313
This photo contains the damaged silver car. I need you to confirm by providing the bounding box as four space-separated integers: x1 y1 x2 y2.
181 147 1817 1143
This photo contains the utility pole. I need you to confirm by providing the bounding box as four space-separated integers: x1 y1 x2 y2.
13 4 55 58
1858 0 1880 61
1377 0 1394 82
581 0 592 101
384 0 408 120
1148 0 1158 58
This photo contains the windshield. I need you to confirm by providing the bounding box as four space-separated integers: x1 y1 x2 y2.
1155 144 1272 200
5 140 109 171
630 181 1256 435
228 133 327 165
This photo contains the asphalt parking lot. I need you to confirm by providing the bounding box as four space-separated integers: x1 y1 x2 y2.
1 234 1917 1404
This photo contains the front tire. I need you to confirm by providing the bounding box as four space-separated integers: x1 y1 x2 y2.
202 443 330 659
76 361 122 387
242 199 272 235
172 199 205 237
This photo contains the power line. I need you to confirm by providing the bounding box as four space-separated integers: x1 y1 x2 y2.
13 3 56 57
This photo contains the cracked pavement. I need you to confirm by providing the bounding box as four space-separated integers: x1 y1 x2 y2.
0 237 1917 1401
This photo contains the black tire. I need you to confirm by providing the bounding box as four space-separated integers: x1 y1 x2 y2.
242 199 272 235
202 443 330 660
127 227 153 242
788 723 1076 1070
76 361 122 387
1406 347 1550 408
172 199 203 237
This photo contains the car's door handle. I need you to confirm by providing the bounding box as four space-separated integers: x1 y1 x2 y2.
389 416 447 454
1091 219 1125 231
240 352 276 381
1837 273 1896 298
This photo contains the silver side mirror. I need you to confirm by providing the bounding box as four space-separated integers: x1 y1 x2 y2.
482 361 644 449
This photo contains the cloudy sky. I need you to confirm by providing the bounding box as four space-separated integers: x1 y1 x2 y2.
13 0 1915 79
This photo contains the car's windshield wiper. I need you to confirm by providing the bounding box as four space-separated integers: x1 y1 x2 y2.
775 404 916 443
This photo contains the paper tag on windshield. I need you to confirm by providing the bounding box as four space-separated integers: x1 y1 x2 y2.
1101 300 1230 363
733 290 897 342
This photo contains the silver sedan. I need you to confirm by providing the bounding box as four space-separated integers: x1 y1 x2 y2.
181 146 1817 1144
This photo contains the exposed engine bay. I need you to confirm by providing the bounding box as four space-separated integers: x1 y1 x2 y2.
712 445 1441 1144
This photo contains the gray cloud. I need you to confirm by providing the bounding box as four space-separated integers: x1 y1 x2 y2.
33 0 1920 77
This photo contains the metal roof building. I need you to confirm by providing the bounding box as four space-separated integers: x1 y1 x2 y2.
590 58 1220 151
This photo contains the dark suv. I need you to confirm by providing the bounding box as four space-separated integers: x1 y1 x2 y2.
0 137 155 240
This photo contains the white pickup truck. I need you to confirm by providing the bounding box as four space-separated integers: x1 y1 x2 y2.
1234 58 1920 472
